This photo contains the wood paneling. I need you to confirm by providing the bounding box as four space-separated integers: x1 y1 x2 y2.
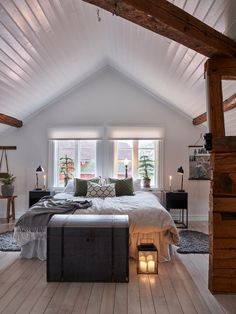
206 57 236 293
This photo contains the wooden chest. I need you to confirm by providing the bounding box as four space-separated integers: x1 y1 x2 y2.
47 214 129 282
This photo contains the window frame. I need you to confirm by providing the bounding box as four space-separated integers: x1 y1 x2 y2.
114 139 164 189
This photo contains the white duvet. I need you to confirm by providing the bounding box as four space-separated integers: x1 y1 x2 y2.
55 190 179 243
14 191 179 261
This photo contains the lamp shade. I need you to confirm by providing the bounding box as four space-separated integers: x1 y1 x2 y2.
36 165 44 173
177 166 184 192
177 166 184 174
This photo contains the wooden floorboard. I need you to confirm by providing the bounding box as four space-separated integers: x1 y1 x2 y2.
0 221 236 314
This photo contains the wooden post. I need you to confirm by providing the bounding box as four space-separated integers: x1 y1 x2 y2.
205 58 236 293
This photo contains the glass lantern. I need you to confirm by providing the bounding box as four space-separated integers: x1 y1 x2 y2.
137 243 158 274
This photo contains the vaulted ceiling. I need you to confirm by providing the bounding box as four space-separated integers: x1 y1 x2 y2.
1 0 236 135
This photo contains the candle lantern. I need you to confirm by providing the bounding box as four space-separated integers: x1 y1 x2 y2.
137 243 158 274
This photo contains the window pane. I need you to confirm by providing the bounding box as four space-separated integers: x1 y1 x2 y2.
80 140 96 179
54 140 97 186
116 140 133 178
139 140 155 149
57 140 76 187
138 140 157 187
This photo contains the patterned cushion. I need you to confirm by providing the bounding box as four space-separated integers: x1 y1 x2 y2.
86 182 116 198
108 178 134 196
74 177 100 196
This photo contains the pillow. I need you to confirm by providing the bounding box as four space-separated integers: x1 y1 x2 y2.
108 178 134 196
63 179 74 193
86 181 116 198
74 177 100 196
133 179 142 191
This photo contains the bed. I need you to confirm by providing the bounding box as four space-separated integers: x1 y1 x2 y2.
14 191 179 262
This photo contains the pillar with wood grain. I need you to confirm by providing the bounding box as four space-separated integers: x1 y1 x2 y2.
205 58 236 293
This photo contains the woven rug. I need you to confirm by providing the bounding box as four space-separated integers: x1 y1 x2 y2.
176 230 209 254
0 230 20 252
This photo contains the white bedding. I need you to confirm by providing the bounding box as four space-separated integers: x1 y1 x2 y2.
14 191 179 261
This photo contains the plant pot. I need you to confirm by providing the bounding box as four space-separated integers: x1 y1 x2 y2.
143 178 151 188
1 184 14 197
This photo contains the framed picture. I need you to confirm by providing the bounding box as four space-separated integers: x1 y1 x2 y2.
189 146 210 180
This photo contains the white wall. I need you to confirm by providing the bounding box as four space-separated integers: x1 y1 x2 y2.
0 66 209 219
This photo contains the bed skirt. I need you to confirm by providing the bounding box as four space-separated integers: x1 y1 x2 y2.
18 230 173 262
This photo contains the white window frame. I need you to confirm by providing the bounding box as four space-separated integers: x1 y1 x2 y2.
113 139 164 189
49 139 98 188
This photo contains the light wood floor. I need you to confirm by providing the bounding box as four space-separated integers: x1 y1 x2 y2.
0 220 236 314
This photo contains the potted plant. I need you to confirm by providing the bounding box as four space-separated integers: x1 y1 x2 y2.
0 173 16 197
138 155 154 188
59 155 75 186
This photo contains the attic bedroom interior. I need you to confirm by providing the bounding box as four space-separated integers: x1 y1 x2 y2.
0 0 236 313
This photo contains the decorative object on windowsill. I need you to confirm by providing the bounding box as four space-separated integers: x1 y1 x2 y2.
35 165 44 190
177 166 185 192
59 155 75 187
0 173 16 197
189 133 210 180
169 175 172 191
137 243 158 274
124 158 128 178
138 155 154 188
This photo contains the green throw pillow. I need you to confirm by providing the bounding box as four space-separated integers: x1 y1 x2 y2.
74 177 100 196
108 178 134 196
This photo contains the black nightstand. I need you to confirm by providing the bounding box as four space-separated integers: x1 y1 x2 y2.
29 190 52 207
164 191 188 228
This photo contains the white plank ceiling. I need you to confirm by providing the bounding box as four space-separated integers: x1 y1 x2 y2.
0 0 236 134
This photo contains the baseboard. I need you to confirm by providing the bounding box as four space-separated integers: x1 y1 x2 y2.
171 212 208 221
189 215 208 221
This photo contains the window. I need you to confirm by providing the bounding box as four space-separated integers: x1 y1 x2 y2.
53 140 97 187
114 140 162 188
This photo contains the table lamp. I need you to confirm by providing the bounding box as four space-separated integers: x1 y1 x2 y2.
35 165 44 190
177 166 185 192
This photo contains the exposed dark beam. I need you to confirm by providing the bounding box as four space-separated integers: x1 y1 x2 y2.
193 93 236 125
0 113 23 128
82 0 236 57
0 146 17 150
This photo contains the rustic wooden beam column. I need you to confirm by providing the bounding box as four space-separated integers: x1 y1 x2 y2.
205 58 236 293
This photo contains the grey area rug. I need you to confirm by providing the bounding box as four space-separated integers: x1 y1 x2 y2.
0 231 20 252
176 230 209 254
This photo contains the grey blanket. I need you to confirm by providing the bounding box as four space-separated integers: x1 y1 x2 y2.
15 198 92 232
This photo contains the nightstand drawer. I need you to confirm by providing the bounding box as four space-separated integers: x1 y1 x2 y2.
164 192 188 210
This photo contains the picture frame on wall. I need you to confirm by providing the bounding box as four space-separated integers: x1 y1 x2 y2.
188 145 210 180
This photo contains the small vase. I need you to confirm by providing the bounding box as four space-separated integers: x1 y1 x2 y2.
1 184 14 197
143 178 151 188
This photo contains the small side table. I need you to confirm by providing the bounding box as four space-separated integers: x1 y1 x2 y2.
0 195 17 223
164 192 188 228
29 190 51 207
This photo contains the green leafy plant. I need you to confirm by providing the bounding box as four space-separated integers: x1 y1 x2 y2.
0 173 16 185
138 155 154 180
59 155 75 186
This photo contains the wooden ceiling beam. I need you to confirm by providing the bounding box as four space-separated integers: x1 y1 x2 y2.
193 93 236 125
0 113 23 128
82 0 236 57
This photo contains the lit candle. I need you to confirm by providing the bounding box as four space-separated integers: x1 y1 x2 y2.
43 175 46 189
139 256 146 261
146 254 154 262
139 261 147 273
147 260 155 273
169 175 172 191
